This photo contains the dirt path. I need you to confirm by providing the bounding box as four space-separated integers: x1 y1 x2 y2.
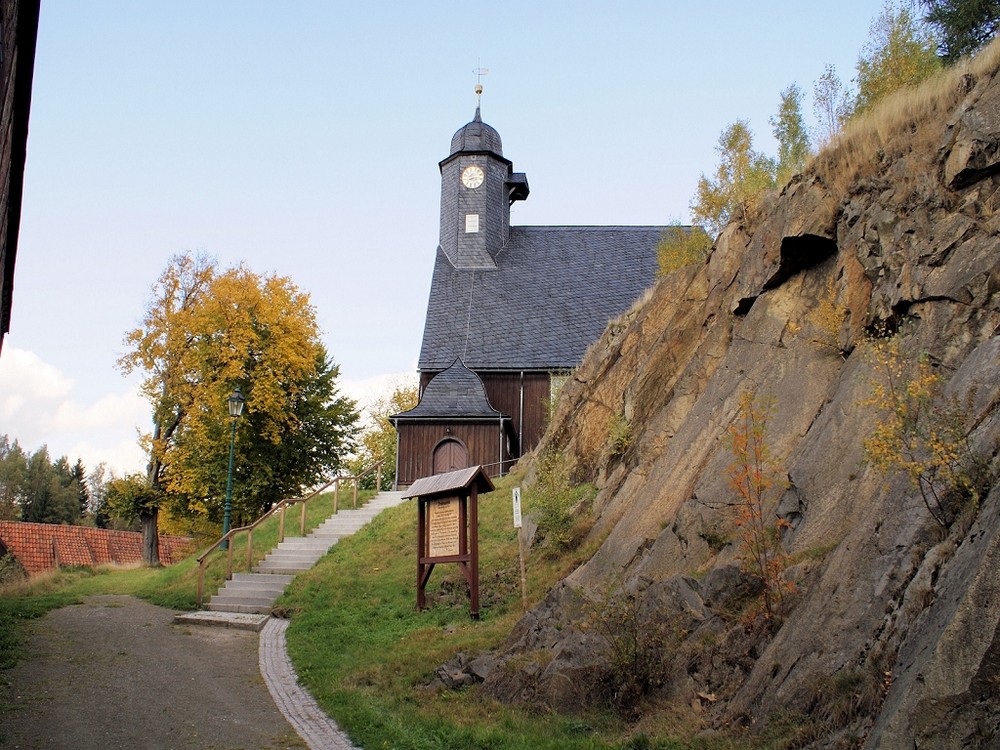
0 595 306 749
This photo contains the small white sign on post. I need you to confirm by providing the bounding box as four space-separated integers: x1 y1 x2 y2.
512 487 522 529
512 486 527 610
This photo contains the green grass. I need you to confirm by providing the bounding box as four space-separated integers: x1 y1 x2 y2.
0 482 798 749
0 490 369 667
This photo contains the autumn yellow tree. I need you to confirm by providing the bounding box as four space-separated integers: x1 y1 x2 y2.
119 254 358 561
692 120 776 238
726 390 792 624
855 1 942 115
862 335 984 527
348 382 418 489
656 223 711 277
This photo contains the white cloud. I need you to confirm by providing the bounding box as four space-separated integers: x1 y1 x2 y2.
340 367 417 427
0 346 419 474
0 346 147 474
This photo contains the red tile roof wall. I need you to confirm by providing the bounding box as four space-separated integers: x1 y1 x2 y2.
0 521 192 575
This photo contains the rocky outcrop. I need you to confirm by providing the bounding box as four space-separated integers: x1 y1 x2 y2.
477 50 1000 748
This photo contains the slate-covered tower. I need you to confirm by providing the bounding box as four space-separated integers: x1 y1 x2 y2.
438 107 529 269
392 103 665 488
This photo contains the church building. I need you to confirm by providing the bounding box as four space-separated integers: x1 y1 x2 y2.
391 103 666 488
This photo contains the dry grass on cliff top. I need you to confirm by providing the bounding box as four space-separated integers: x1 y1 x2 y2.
812 37 1000 196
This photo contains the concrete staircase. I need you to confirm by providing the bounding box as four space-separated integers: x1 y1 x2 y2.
175 490 408 629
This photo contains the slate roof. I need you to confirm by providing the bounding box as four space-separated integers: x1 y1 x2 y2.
449 106 503 157
392 359 508 421
418 225 663 372
0 521 192 575
403 465 495 499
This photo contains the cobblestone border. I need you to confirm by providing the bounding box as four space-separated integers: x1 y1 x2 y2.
259 617 361 750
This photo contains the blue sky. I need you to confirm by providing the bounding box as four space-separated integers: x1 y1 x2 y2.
0 1 883 473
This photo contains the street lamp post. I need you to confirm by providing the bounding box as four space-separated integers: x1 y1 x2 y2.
221 388 246 550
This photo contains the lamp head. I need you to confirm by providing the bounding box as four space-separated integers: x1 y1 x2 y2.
228 388 246 419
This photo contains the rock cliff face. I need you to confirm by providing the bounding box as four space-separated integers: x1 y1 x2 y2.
481 49 1000 748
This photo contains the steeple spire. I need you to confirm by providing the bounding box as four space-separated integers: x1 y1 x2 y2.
473 63 488 110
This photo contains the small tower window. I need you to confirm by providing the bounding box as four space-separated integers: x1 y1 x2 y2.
465 214 480 233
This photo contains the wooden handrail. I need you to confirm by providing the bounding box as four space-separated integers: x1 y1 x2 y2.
195 461 383 608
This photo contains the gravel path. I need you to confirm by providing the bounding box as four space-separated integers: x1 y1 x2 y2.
0 595 307 750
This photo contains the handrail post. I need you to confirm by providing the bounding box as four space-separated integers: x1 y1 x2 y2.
353 477 358 508
334 479 340 514
197 561 205 609
376 463 382 493
226 539 234 580
279 505 286 542
300 499 307 536
246 528 254 570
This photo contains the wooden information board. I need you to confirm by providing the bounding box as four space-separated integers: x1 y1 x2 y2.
405 466 495 619
428 498 461 557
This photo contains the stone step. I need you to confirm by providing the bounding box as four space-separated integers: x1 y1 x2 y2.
218 579 288 594
232 572 294 585
209 593 277 608
274 540 337 551
264 549 326 560
179 490 412 626
256 563 319 574
206 601 272 614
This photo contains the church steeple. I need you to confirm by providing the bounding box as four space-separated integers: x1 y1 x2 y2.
438 100 528 270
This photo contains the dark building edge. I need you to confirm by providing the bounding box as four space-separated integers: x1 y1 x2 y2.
0 0 41 353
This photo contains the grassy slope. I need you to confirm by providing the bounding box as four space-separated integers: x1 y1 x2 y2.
277 475 753 750
280 474 625 750
0 483 756 749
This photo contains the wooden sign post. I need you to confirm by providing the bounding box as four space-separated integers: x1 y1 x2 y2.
404 466 495 619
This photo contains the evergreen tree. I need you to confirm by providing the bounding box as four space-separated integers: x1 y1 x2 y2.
22 448 78 524
923 0 1000 61
71 459 89 519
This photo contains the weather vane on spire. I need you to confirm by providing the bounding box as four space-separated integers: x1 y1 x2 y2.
473 62 489 103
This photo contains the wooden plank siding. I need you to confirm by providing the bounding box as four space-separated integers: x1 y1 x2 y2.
476 371 551 455
395 421 514 488
417 370 552 459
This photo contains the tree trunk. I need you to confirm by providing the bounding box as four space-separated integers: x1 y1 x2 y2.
140 508 160 566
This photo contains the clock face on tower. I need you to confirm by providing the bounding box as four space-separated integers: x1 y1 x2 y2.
461 164 485 189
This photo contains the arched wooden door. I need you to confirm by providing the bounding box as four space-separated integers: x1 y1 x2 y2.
432 438 468 474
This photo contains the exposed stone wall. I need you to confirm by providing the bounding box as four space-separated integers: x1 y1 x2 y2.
477 52 1000 748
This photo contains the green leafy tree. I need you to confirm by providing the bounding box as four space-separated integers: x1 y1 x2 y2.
771 83 813 184
0 436 26 521
855 1 942 115
349 382 418 490
923 0 1000 61
87 462 112 529
656 223 711 277
21 447 79 525
119 253 359 558
692 120 776 238
104 473 159 535
813 63 853 145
